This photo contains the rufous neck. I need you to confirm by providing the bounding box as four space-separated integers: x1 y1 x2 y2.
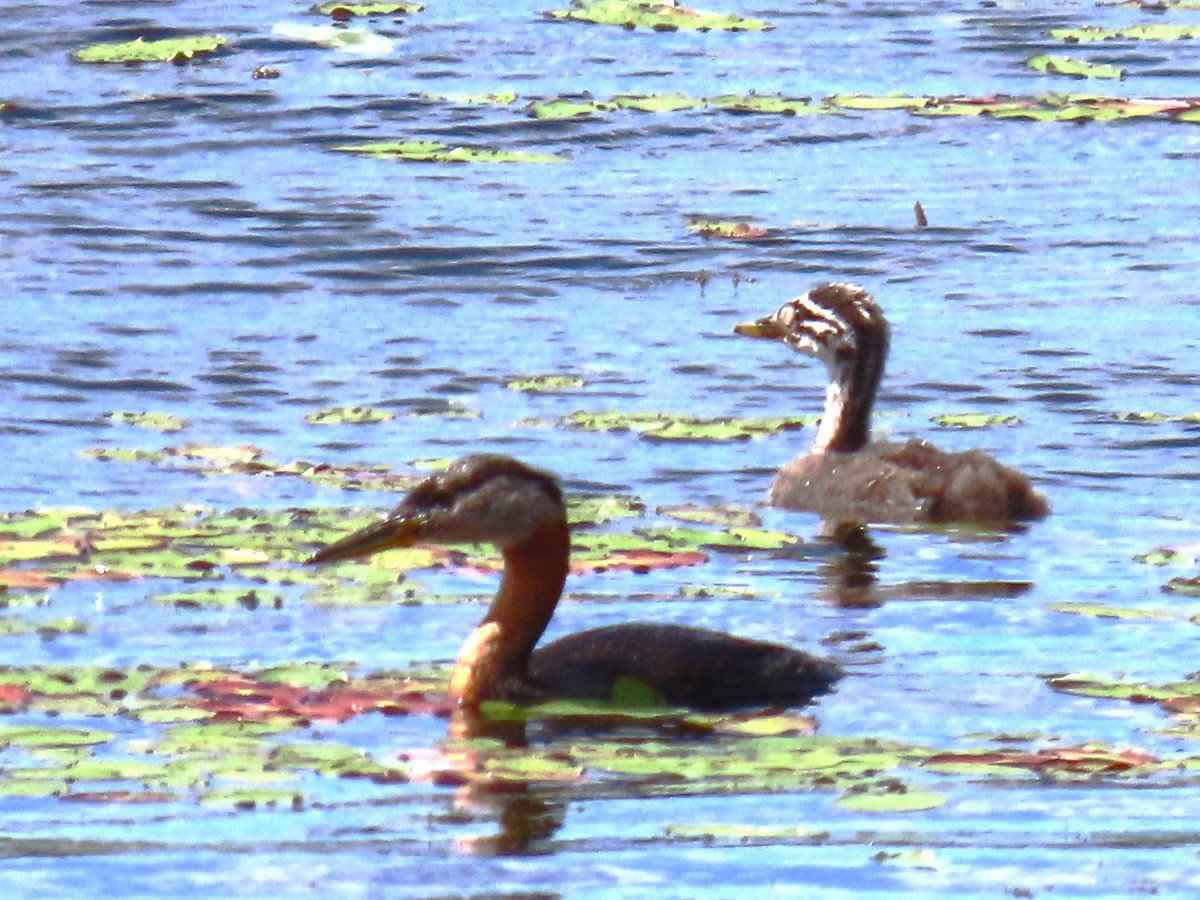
450 518 571 706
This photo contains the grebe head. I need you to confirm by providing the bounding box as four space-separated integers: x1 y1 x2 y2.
736 283 889 454
734 283 888 384
306 454 564 563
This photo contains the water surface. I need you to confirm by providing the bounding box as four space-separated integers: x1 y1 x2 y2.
4 1 1200 896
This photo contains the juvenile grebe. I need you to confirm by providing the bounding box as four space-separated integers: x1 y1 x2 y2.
735 283 1049 525
307 454 839 710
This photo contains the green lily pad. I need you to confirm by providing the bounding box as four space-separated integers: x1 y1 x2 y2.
1027 55 1124 79
1044 601 1179 622
686 219 769 240
0 779 67 798
1114 411 1200 424
568 494 645 526
0 508 98 540
544 0 772 32
827 93 929 110
424 91 518 106
0 616 85 638
105 411 190 433
1166 576 1200 597
526 98 616 120
835 783 947 813
198 786 303 809
679 584 779 601
1134 548 1197 566
931 413 1021 429
641 525 798 551
528 91 828 122
272 23 393 54
1051 24 1200 42
873 849 944 870
708 93 826 115
560 410 816 441
314 2 424 15
659 504 760 528
506 375 585 393
73 35 227 64
150 588 283 610
1045 673 1188 704
613 92 706 113
304 405 394 426
337 140 567 164
665 823 828 841
0 725 113 749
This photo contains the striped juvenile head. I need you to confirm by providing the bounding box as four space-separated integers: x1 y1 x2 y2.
735 283 888 372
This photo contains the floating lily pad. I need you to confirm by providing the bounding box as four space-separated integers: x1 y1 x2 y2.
1051 24 1200 42
526 97 616 120
924 743 1158 776
506 375 585 393
1046 673 1184 704
1166 576 1200 597
641 525 798 551
0 725 113 749
560 410 816 442
73 35 227 64
687 219 769 240
666 823 828 842
1114 411 1200 423
150 588 283 610
0 616 85 638
836 782 947 813
1044 601 1179 621
827 93 930 110
659 504 760 528
424 90 518 106
1134 547 1197 566
873 849 943 870
303 405 395 426
314 1 424 15
709 93 825 115
337 140 567 164
568 494 645 526
272 23 393 54
544 0 772 32
613 92 706 112
528 92 828 121
1027 55 1124 79
105 411 190 433
932 413 1021 429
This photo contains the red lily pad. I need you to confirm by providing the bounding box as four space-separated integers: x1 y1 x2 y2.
925 745 1156 775
572 548 708 574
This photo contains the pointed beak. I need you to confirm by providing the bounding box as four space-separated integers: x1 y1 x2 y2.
734 316 786 340
306 512 427 565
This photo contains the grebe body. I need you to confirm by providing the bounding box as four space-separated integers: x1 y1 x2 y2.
736 284 1048 525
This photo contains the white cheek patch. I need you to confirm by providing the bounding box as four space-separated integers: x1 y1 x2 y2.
437 477 560 548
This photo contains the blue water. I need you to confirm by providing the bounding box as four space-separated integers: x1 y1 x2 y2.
5 0 1200 896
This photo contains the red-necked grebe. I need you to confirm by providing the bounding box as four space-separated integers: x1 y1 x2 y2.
307 454 839 710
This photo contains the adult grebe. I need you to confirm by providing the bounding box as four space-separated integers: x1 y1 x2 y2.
307 454 839 710
735 283 1049 525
